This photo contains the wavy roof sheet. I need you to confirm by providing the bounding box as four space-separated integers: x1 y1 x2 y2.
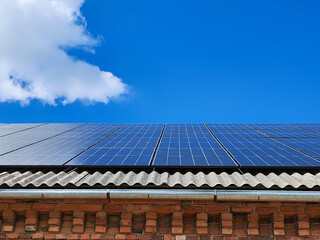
0 169 319 190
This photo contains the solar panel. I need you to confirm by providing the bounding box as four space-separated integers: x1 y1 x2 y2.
217 136 320 167
0 124 122 166
0 123 83 157
152 124 237 167
66 124 163 166
209 129 266 138
248 123 298 130
206 123 251 130
0 123 319 168
257 129 319 138
0 123 45 137
207 124 320 167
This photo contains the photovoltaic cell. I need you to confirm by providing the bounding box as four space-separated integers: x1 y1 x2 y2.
209 129 266 138
248 123 297 130
0 123 83 158
0 123 45 137
0 124 122 165
153 124 237 167
206 123 251 130
257 129 319 138
289 123 320 129
66 124 163 166
217 137 320 167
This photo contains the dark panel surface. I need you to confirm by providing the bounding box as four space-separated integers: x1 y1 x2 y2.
152 124 237 167
67 124 163 166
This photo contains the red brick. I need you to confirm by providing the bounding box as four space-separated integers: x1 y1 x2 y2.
221 228 233 235
73 211 85 218
152 205 179 214
2 225 14 232
205 206 228 214
146 212 157 219
80 234 90 240
25 217 38 225
55 204 78 211
221 213 232 220
55 234 67 239
67 235 79 240
197 227 208 235
298 221 310 229
146 219 157 227
120 212 132 219
256 207 278 214
145 226 157 233
196 220 208 227
95 226 107 233
182 205 203 214
73 218 84 225
123 204 148 213
33 203 54 212
49 211 61 218
164 236 174 240
79 204 101 212
197 213 208 220
7 233 19 239
2 209 15 218
120 226 131 233
26 210 38 218
172 219 183 227
172 212 183 219
48 226 60 233
172 227 183 235
299 229 310 236
91 234 102 240
273 221 284 229
96 211 107 219
96 218 107 225
115 234 126 240
44 233 55 240
73 225 84 233
221 220 233 228
0 203 8 210
11 203 31 211
274 229 285 236
127 234 138 240
32 233 44 239
48 218 61 225
247 213 258 221
231 207 253 213
247 229 259 236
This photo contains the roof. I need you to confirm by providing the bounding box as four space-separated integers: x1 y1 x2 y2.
0 168 319 190
0 123 319 191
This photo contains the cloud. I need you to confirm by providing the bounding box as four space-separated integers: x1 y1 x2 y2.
0 0 128 105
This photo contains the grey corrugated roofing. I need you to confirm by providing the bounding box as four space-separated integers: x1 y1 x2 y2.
0 169 319 190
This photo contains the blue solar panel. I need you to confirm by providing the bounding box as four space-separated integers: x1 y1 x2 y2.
152 124 237 167
274 138 320 161
258 129 319 138
209 129 266 138
0 123 83 157
0 123 45 137
289 123 320 129
217 136 320 167
206 123 251 130
66 124 163 166
0 123 319 168
248 123 297 130
0 124 122 165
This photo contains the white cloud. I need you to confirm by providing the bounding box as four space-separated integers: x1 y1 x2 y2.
0 0 128 105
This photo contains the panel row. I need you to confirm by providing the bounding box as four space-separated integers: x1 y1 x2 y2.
0 123 319 168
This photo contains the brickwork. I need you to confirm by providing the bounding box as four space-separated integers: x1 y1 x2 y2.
0 199 318 239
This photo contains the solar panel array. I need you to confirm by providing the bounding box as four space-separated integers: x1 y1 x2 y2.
0 123 319 168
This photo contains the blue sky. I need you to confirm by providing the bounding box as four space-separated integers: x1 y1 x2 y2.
1 0 320 123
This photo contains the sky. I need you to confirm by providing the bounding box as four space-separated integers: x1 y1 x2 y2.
0 0 319 123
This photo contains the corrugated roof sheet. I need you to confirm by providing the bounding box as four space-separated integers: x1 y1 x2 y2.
0 169 319 190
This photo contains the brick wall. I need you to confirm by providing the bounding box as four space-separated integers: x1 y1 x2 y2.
0 198 319 239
